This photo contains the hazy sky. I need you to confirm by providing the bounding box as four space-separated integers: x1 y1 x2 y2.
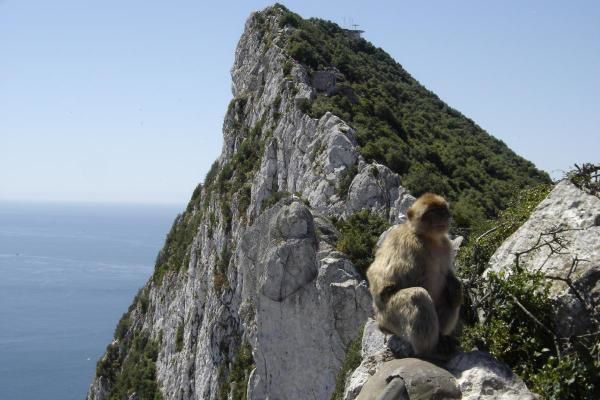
1 1 598 205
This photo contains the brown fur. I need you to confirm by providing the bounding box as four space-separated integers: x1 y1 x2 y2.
366 193 463 355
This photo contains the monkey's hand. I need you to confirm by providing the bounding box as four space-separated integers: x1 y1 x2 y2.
445 272 463 308
380 283 402 305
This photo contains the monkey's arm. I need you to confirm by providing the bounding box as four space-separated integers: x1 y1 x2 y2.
437 271 463 336
367 227 423 310
444 271 463 308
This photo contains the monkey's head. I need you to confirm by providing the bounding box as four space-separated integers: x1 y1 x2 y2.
407 193 450 237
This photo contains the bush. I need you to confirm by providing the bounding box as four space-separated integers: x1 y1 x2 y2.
461 266 600 399
96 329 163 400
457 183 552 280
152 211 202 285
457 183 599 399
568 162 600 196
217 340 255 400
337 165 358 199
114 314 130 340
175 323 184 352
261 191 291 210
335 210 390 276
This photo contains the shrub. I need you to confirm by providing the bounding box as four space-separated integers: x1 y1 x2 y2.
335 210 390 276
568 162 600 197
282 60 293 77
457 183 599 399
217 340 255 400
175 322 184 352
97 329 163 400
261 191 291 210
461 266 600 399
337 165 358 199
457 183 552 280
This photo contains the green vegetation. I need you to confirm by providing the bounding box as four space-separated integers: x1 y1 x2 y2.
277 8 550 230
330 326 364 400
114 313 131 341
568 162 600 197
461 266 600 399
204 160 220 187
457 183 552 281
282 59 293 77
214 107 275 229
335 210 390 276
214 245 232 294
217 340 255 400
262 190 291 210
152 210 202 284
96 287 164 399
150 97 275 285
96 326 162 400
175 322 184 352
336 165 358 199
458 183 600 399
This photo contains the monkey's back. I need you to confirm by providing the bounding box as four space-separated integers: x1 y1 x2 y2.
367 224 426 293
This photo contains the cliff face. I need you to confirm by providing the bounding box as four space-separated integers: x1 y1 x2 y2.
89 8 413 400
88 5 549 400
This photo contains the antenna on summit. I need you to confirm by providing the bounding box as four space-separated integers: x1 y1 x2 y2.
343 21 364 39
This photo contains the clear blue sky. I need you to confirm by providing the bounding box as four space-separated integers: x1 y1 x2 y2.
1 1 598 205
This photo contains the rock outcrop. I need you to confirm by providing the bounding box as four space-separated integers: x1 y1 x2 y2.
237 201 372 399
488 180 600 337
345 320 537 400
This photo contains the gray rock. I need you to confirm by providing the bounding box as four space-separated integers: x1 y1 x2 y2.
275 201 315 239
238 201 372 399
346 164 415 223
488 180 600 336
356 358 461 400
447 351 538 400
86 376 109 400
554 265 600 337
312 70 337 92
344 320 538 400
489 180 600 282
343 319 398 400
257 202 320 301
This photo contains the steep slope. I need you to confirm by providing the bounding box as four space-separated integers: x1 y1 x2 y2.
278 7 550 228
88 5 550 400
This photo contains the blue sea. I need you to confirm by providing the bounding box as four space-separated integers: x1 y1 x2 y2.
0 202 180 400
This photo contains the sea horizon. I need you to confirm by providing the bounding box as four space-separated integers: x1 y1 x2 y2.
0 201 179 400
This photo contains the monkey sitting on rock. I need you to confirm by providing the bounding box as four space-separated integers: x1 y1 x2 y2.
366 193 463 356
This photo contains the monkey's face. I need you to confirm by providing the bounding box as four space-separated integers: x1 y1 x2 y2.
408 193 451 237
421 205 450 235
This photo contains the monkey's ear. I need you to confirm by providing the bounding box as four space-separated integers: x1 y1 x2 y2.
407 208 414 221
